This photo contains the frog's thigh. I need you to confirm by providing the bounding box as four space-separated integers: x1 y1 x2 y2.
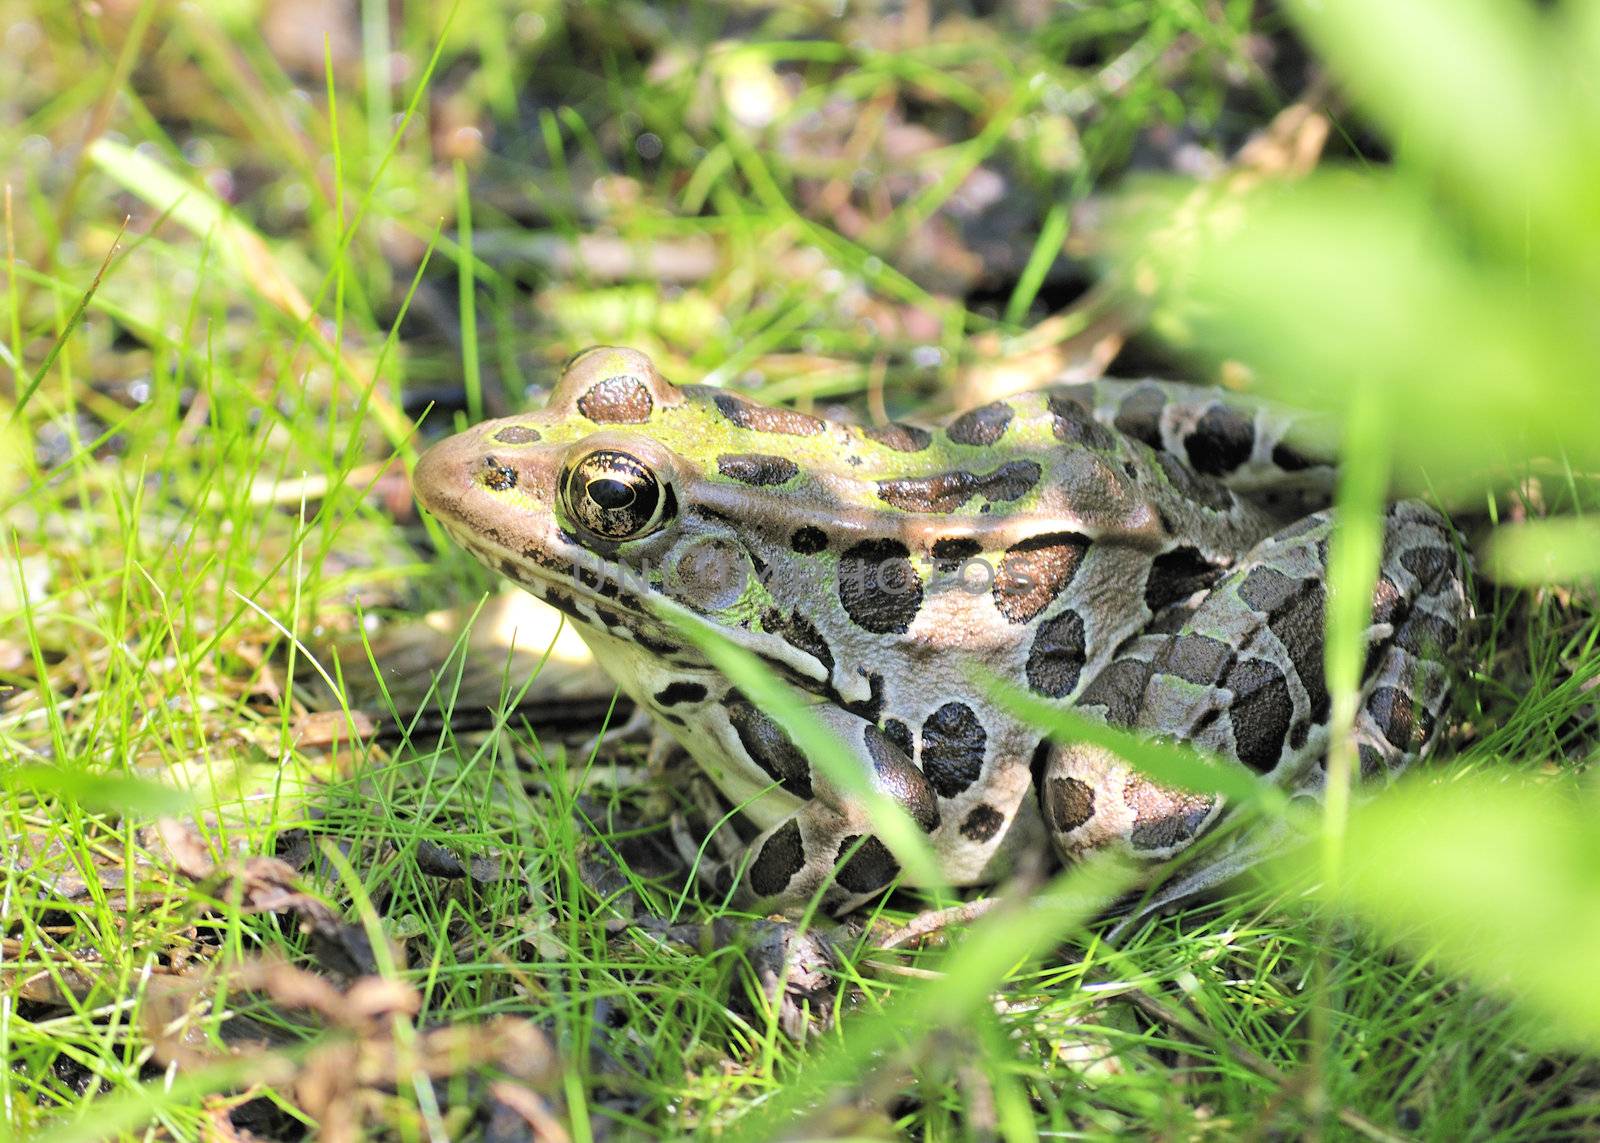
1346 501 1469 780
1040 503 1468 866
714 701 942 913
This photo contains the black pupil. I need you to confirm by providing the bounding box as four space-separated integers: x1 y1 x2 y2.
588 477 635 510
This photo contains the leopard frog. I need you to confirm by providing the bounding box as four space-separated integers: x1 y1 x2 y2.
413 347 1468 913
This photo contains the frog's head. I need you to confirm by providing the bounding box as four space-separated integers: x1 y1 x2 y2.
413 346 863 692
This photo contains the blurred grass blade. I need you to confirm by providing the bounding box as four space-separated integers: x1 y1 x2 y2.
6 764 192 816
1320 382 1389 871
1484 517 1600 585
12 219 126 419
1276 769 1600 1051
986 674 1288 814
662 600 946 891
1287 0 1598 254
1113 176 1600 490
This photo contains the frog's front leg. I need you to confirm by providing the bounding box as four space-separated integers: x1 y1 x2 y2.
696 699 942 914
1040 501 1469 875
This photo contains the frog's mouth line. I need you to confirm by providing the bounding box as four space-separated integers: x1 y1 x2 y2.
434 517 664 630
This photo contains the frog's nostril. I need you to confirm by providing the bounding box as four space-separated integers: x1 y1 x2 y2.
478 456 518 491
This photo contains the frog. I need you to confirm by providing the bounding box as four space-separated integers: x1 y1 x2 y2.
413 346 1469 915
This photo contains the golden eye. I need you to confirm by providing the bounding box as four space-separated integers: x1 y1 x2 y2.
559 449 671 541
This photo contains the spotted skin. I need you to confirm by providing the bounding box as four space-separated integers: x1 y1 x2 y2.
1046 501 1466 865
413 347 1470 915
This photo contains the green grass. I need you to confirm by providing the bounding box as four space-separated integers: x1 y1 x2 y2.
3 0 1600 1138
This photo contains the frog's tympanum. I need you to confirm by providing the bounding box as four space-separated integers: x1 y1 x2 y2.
414 347 1468 914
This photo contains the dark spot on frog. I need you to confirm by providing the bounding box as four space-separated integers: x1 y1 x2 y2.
835 834 900 893
1124 775 1213 852
1238 564 1299 613
863 422 932 452
1370 575 1404 626
493 425 541 444
712 392 826 436
1155 633 1236 686
1396 612 1457 658
727 702 814 798
762 606 834 673
632 627 681 657
1240 566 1328 721
877 460 1041 514
945 401 1013 447
1223 657 1293 771
920 702 987 799
931 537 982 566
790 525 828 554
1185 404 1256 475
862 724 940 832
539 587 583 620
717 453 800 486
519 543 568 574
577 374 654 424
1045 776 1096 834
1358 743 1386 778
838 539 923 634
1076 655 1154 727
1047 394 1115 449
1271 442 1315 471
1400 546 1457 586
654 681 708 706
748 820 807 898
693 505 738 526
1024 609 1087 698
1154 452 1234 512
1144 546 1223 612
835 671 887 724
1368 684 1433 750
1289 720 1309 751
881 717 915 760
1114 384 1166 448
480 456 517 491
1191 707 1223 739
993 532 1090 624
959 804 1005 843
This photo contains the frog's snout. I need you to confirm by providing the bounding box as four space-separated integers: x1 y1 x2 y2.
413 429 489 522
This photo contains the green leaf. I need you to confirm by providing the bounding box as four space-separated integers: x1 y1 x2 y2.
6 765 193 817
1483 517 1600 586
1276 770 1600 1051
1113 176 1600 491
1285 0 1600 254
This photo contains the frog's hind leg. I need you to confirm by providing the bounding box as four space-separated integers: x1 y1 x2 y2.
1342 500 1470 782
1039 501 1469 918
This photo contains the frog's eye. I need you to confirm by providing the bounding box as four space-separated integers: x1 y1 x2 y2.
560 448 672 541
